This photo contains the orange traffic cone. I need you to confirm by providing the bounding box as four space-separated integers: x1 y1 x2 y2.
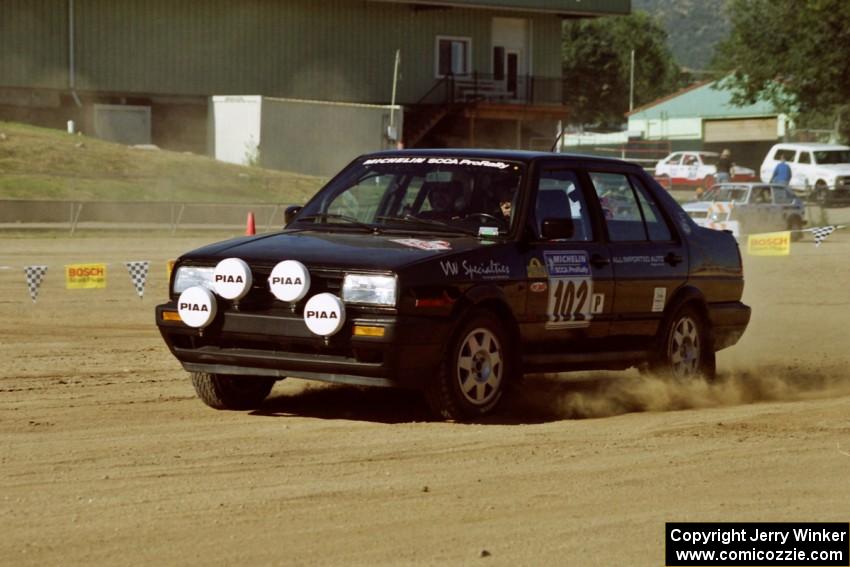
245 211 256 235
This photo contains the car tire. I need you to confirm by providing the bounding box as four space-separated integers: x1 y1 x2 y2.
190 372 275 410
788 216 803 241
650 304 716 381
424 309 514 421
813 181 829 206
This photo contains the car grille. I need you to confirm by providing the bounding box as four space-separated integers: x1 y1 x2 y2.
234 266 343 312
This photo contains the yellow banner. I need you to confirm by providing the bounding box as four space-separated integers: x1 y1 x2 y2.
747 231 791 256
65 263 107 289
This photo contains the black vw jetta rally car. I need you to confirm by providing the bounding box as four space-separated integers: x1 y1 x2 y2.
156 150 750 420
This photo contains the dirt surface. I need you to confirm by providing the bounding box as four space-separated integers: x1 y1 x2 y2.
1 226 849 566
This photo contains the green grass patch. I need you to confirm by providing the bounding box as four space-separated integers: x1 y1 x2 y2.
0 121 325 204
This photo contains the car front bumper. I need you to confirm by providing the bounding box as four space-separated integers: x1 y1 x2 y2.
156 303 451 389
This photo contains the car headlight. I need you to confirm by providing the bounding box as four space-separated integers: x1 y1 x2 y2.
172 266 215 294
342 274 397 306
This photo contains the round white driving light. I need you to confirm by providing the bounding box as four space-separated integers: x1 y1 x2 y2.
213 258 253 300
177 286 218 328
268 260 311 302
303 293 346 336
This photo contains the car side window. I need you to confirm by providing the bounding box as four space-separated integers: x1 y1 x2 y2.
751 186 771 204
772 187 794 204
630 176 673 241
534 169 592 241
589 172 647 241
667 153 683 165
774 149 797 161
798 152 811 164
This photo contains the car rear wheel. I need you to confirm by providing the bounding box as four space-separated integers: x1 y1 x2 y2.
190 372 275 410
788 216 803 241
650 305 716 381
425 310 513 421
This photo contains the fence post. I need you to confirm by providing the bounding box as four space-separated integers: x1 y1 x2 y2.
70 203 83 236
266 204 280 231
171 204 185 235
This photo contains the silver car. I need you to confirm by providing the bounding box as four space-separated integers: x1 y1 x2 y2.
682 183 807 240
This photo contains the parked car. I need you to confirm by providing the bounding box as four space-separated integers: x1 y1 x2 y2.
654 151 757 189
759 142 850 205
156 150 751 420
682 183 806 240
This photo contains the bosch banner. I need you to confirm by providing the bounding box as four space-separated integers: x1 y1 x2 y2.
65 263 107 289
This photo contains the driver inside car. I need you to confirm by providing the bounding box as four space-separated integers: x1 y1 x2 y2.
421 181 463 220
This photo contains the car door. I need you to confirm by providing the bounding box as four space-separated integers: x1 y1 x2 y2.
662 153 683 179
587 169 688 347
521 164 613 350
795 150 813 190
683 153 701 181
771 185 800 230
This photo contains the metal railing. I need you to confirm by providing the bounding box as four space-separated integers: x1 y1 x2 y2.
0 200 297 234
416 73 565 106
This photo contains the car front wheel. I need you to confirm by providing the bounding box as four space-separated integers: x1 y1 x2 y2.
425 310 513 421
651 305 716 380
190 372 275 410
813 181 829 206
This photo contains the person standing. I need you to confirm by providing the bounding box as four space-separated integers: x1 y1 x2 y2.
771 154 792 185
715 148 733 184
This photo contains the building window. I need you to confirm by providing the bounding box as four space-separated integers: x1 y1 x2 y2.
436 36 471 77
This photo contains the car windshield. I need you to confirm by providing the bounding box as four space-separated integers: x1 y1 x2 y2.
701 186 749 203
812 150 850 164
294 156 525 236
701 154 719 165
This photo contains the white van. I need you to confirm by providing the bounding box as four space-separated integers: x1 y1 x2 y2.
760 143 850 205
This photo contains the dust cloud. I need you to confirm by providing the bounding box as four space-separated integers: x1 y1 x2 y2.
512 365 850 420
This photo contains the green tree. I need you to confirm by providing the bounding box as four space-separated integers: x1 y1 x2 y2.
715 0 850 140
562 12 685 128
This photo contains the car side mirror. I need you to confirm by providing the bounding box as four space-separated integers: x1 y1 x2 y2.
541 217 574 240
284 205 302 227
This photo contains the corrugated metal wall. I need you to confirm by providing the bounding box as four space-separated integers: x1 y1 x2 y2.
259 98 401 176
1 0 565 104
0 0 67 89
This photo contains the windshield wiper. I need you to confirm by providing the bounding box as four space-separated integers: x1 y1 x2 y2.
296 213 381 233
375 214 479 237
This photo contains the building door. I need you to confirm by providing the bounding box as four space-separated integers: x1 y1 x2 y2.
492 17 528 100
506 50 520 98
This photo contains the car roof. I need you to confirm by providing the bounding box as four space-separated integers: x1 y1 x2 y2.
710 182 787 189
771 143 850 151
363 148 643 168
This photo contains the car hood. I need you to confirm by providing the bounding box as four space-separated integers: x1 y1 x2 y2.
681 201 715 213
731 165 756 176
178 229 489 271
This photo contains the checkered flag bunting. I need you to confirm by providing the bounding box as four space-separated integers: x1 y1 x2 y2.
124 261 150 298
810 225 837 247
24 265 48 303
